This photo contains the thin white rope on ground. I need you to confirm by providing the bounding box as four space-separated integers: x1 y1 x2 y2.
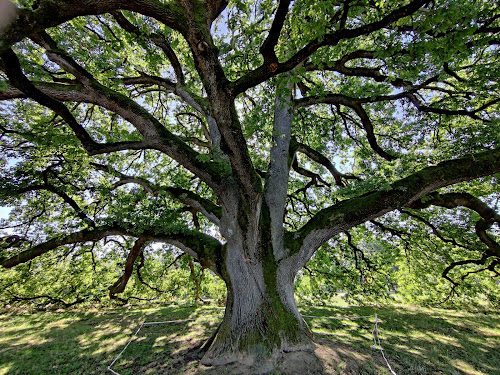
304 313 397 375
371 313 397 375
142 318 196 326
107 313 397 375
107 318 195 375
302 314 374 320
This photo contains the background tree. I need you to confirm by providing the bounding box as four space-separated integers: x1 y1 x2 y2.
0 0 499 370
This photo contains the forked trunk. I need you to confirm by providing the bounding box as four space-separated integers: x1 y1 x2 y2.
200 242 314 372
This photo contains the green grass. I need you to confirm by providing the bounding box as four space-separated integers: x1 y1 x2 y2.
0 305 499 374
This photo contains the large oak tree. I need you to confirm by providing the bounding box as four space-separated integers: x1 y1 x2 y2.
0 0 499 370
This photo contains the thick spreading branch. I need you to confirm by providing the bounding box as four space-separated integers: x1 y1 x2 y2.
292 148 500 268
0 224 123 268
1 48 99 150
2 35 221 188
0 224 223 273
0 0 186 54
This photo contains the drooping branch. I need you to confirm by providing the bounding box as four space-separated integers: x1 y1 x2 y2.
109 237 148 299
399 209 469 250
408 192 500 257
345 231 372 272
4 289 88 308
187 256 210 304
292 148 500 268
439 254 494 295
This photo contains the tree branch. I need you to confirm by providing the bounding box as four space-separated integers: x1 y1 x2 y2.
408 192 500 256
0 0 186 54
14 181 95 228
291 148 500 269
0 223 224 273
292 138 360 186
232 0 427 95
109 237 148 299
259 0 292 65
0 224 123 268
9 32 222 188
111 11 185 84
296 95 396 160
92 162 221 225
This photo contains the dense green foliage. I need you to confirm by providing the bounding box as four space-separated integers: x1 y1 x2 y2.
0 0 499 313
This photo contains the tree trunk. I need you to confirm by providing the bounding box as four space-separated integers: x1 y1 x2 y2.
200 233 314 372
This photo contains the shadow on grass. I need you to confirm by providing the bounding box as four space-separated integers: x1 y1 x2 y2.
0 305 219 375
302 305 500 375
1 305 498 375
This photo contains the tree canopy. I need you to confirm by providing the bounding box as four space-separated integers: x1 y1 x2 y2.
0 0 499 369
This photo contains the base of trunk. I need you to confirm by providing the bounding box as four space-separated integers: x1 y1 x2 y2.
201 345 317 374
198 307 315 373
198 343 323 375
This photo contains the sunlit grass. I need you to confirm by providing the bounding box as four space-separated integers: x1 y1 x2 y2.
0 304 498 374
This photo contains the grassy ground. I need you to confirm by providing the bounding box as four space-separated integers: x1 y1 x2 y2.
0 304 499 374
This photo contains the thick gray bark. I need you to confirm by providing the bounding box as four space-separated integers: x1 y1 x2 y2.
201 242 313 372
201 180 313 370
264 81 294 262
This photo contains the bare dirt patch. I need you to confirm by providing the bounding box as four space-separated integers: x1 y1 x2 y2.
133 336 395 374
